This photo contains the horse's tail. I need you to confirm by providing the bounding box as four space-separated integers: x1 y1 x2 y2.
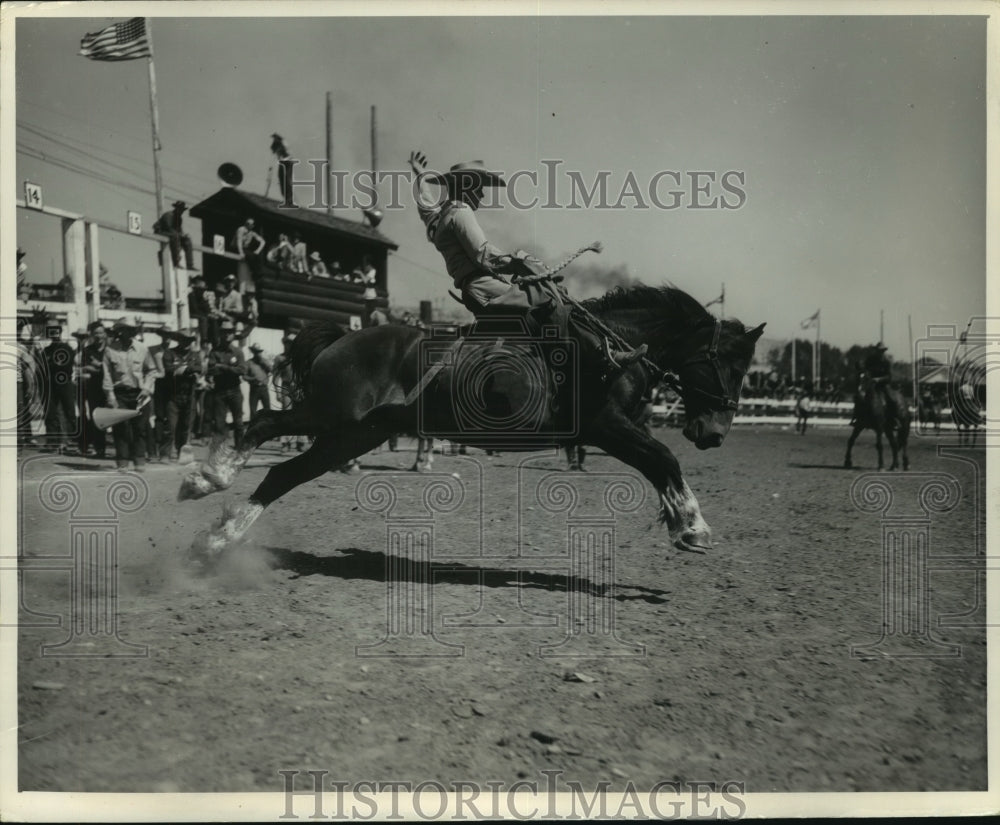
288 320 349 403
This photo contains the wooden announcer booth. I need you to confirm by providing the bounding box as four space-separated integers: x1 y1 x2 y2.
190 188 397 330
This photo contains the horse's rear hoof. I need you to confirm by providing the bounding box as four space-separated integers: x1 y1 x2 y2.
178 471 215 501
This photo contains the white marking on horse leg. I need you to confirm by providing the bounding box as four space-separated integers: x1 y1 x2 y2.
204 501 266 554
659 481 712 550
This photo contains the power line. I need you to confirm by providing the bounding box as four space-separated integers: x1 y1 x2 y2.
17 145 203 204
17 120 213 190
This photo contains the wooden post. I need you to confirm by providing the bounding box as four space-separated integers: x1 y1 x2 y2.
145 20 175 326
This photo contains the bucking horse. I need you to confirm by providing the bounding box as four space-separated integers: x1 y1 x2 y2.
179 282 765 556
844 377 911 471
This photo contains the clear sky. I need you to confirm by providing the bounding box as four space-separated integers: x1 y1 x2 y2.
13 11 987 357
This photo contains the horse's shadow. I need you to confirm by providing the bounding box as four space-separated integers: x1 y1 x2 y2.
265 546 670 604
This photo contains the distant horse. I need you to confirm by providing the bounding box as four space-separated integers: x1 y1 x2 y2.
180 284 765 555
917 394 942 436
794 394 812 435
844 380 910 471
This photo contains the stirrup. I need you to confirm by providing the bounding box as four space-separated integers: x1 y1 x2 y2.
603 338 647 367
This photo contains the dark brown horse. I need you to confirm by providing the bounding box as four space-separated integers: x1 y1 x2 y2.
180 284 765 555
844 379 910 470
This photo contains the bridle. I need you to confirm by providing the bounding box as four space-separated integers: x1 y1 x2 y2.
658 320 742 413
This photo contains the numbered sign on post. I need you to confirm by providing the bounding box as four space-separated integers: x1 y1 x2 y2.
213 235 226 255
127 211 142 235
24 181 43 210
349 315 363 331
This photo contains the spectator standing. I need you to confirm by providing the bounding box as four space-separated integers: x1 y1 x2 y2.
329 260 346 281
234 218 266 275
361 256 378 319
17 248 30 301
102 319 157 472
42 323 77 451
266 233 294 270
246 343 272 416
290 233 308 274
78 321 109 458
206 321 247 450
16 319 39 446
272 332 304 452
187 274 215 345
153 200 197 272
148 327 173 462
217 273 244 324
162 330 203 460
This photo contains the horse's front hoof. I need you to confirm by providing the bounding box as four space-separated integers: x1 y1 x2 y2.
674 530 711 554
178 471 216 501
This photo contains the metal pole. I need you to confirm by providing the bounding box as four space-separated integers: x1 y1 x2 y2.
326 92 333 215
909 313 916 404
370 104 378 208
792 337 796 384
880 308 884 344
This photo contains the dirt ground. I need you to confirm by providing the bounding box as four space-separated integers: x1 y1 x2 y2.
16 425 987 795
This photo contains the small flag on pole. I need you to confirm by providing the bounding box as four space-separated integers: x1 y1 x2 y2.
705 286 725 308
801 309 820 329
79 17 151 62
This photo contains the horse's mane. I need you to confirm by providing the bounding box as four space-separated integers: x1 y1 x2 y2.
581 284 714 332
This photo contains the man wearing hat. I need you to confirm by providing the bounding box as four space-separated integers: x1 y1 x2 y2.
245 342 272 416
42 322 78 452
206 320 247 450
187 274 214 345
852 342 899 426
270 133 293 203
408 151 645 371
217 273 245 324
102 319 157 471
78 321 109 458
308 252 330 279
153 200 196 272
162 329 203 460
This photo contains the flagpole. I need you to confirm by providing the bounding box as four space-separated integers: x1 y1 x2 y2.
144 19 175 328
815 309 821 389
145 19 165 218
792 337 796 383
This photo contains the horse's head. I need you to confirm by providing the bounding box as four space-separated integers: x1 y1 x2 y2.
676 320 766 449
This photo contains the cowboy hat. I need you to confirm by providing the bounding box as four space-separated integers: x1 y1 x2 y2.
249 342 264 353
71 327 89 339
111 318 138 335
223 273 237 282
309 251 323 261
427 160 506 188
172 200 187 210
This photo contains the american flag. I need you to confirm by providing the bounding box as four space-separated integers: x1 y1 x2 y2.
79 18 151 62
800 309 820 329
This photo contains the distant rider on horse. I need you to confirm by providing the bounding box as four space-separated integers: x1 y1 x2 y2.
852 342 899 426
407 150 646 372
